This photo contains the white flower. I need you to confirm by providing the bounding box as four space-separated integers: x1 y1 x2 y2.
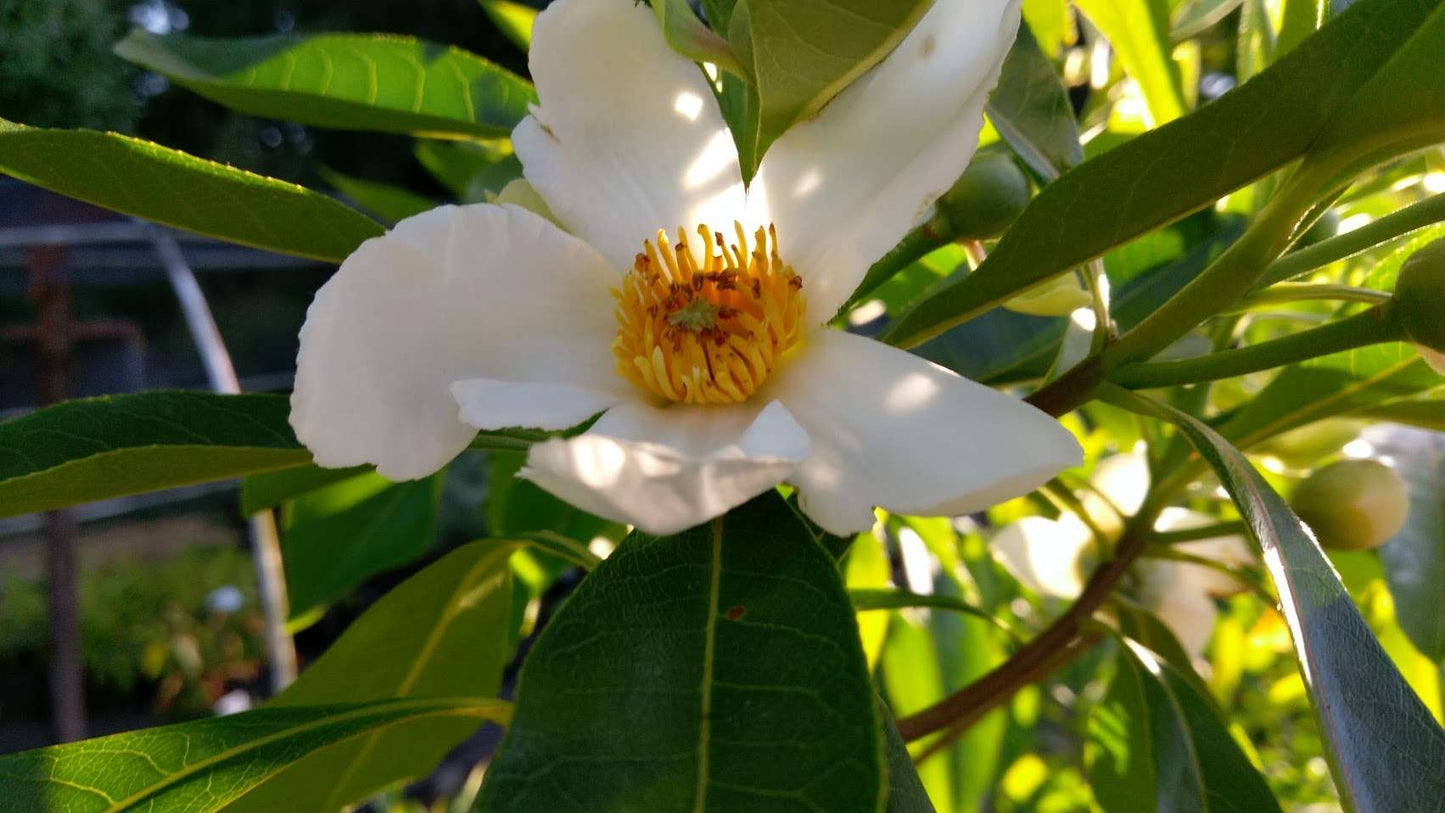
290 0 1079 536
991 450 1252 657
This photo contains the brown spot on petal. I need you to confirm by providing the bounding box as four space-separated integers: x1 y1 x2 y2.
921 35 936 57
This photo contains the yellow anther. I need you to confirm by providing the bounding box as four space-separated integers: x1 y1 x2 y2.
612 223 805 405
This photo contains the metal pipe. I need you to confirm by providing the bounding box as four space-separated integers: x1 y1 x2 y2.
149 226 298 692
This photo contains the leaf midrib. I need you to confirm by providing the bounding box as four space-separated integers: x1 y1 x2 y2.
107 697 502 812
317 545 514 810
692 519 724 813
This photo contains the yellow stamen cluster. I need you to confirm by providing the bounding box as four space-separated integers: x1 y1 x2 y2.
613 223 805 405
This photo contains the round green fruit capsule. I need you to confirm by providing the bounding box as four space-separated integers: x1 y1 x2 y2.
1394 237 1445 363
1290 459 1410 551
936 150 1030 241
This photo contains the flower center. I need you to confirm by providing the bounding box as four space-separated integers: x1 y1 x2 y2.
613 223 805 405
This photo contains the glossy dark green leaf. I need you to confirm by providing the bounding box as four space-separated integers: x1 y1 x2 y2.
0 119 382 263
226 542 515 813
0 391 309 519
1087 639 1282 813
1368 427 1445 661
282 471 444 621
1300 4 1445 188
114 29 535 139
918 214 1244 385
1219 230 1444 449
240 464 370 516
986 21 1083 180
882 613 955 810
1113 390 1445 812
0 698 509 812
724 0 932 179
880 698 936 813
319 166 435 224
886 0 1439 347
478 492 885 811
1075 0 1186 125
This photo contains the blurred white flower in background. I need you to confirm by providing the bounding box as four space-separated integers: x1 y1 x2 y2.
991 449 1252 658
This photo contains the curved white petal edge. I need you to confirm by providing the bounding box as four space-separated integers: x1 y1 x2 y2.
290 204 620 481
520 400 811 536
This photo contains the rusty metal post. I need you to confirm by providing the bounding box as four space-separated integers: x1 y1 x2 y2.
29 244 87 743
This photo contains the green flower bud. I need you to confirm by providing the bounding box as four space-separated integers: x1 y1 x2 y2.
1394 237 1445 372
1290 459 1410 551
936 150 1030 241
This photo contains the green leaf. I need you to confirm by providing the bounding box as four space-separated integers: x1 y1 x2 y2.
1171 0 1247 40
1087 639 1282 813
881 613 955 811
1368 428 1445 661
488 451 621 544
0 392 309 520
414 138 521 203
1109 388 1445 812
0 392 533 520
0 698 509 812
1219 230 1445 450
1276 0 1327 57
1298 4 1445 188
1075 0 1187 126
880 698 936 812
282 471 444 621
886 0 1439 347
478 0 538 51
1021 0 1074 56
1350 397 1445 431
226 542 515 813
319 166 435 224
0 119 382 263
114 29 535 139
724 0 933 180
985 21 1084 180
478 493 885 811
652 0 746 76
240 464 370 516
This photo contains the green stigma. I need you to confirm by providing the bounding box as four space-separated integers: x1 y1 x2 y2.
666 298 721 331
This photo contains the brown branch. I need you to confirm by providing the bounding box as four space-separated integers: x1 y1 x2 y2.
911 632 1103 763
895 519 1153 743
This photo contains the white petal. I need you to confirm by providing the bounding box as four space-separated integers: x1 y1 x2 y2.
291 204 624 481
991 516 1091 599
1147 582 1219 659
1090 449 1151 517
1155 507 1254 597
451 379 629 431
768 330 1082 535
520 400 809 535
513 0 746 269
747 0 1022 321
